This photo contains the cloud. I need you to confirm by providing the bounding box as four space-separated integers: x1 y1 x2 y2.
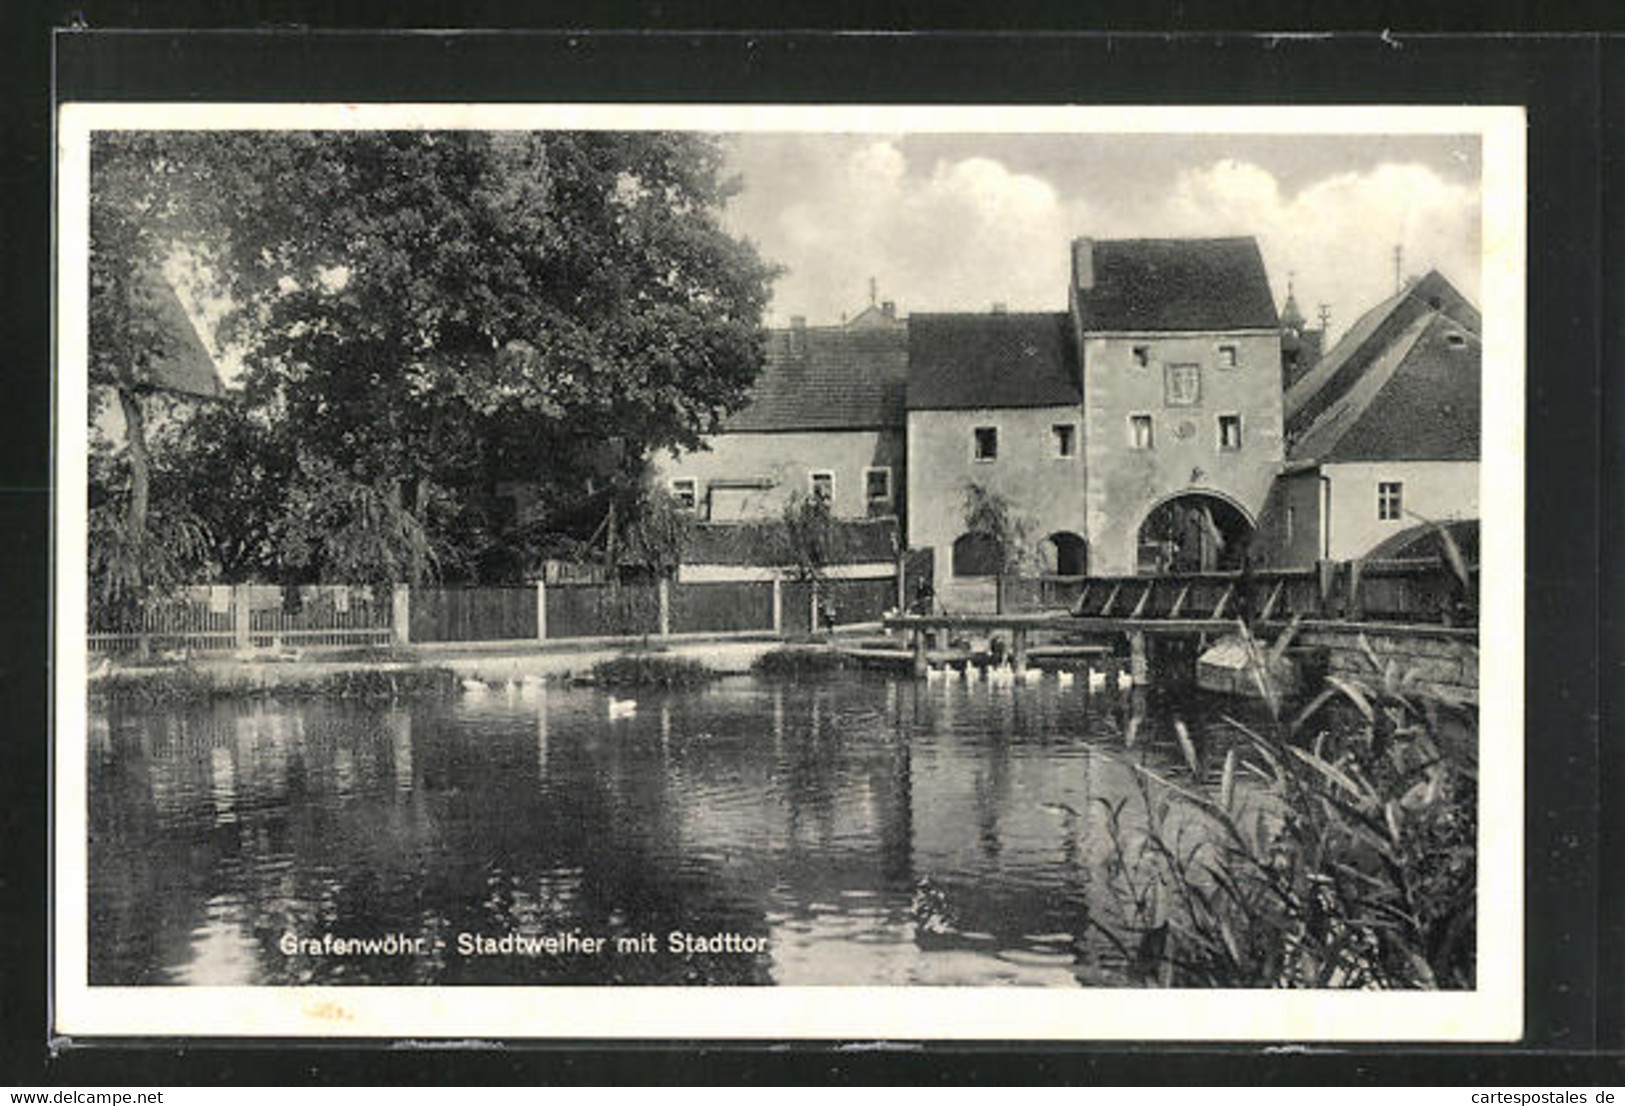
1094 158 1481 342
727 138 1481 345
727 137 1089 323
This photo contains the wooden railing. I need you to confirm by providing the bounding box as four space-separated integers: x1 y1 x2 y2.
998 557 1477 626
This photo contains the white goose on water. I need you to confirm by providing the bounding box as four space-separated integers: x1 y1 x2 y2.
1116 669 1134 690
607 697 637 720
1022 667 1043 684
1086 668 1107 692
460 677 490 694
1056 669 1075 688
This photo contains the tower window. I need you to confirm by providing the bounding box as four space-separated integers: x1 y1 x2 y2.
1378 481 1403 521
1129 414 1154 450
1217 344 1239 369
1132 345 1151 368
1218 414 1242 451
1052 423 1077 458
973 426 999 461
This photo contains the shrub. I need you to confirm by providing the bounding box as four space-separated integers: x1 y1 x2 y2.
750 646 848 678
89 665 462 704
1087 624 1477 989
590 653 716 689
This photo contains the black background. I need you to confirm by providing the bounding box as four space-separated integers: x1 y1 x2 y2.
3 7 1619 1086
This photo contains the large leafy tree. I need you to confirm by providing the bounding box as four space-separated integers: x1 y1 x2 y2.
89 134 228 612
91 129 777 586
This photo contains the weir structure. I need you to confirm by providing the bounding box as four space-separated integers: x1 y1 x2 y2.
883 556 1479 701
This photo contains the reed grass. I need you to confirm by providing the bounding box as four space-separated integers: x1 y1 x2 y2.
1086 620 1477 989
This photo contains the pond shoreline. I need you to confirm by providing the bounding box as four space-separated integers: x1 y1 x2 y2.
87 636 837 702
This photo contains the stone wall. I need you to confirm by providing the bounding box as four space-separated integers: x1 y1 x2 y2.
1295 625 1478 705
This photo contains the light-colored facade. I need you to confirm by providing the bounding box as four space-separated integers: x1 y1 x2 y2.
1255 295 1481 565
1263 460 1478 563
1078 330 1285 573
906 404 1086 610
652 429 905 523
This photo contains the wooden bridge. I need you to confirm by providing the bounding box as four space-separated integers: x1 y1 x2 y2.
883 557 1478 680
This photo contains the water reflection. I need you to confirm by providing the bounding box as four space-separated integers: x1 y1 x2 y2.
88 672 1248 987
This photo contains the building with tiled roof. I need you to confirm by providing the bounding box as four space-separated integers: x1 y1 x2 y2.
906 312 1080 411
1256 297 1481 565
130 265 227 400
1066 236 1286 577
1284 269 1479 444
657 235 1303 600
652 308 909 528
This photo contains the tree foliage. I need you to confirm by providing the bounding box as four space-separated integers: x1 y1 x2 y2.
87 130 778 601
961 482 1037 575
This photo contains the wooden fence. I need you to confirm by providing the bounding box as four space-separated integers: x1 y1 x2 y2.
409 586 536 644
89 585 393 655
88 566 911 654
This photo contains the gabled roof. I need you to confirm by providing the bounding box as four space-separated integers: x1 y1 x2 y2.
906 312 1079 410
1072 237 1280 332
1288 312 1480 464
132 267 227 400
1285 269 1479 438
722 324 909 432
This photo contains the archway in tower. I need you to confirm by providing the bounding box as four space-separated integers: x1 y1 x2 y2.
1039 531 1088 576
1136 494 1254 574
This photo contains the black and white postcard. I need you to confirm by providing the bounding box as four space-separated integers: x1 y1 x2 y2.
54 102 1525 1040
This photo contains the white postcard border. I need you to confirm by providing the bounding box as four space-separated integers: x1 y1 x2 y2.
53 102 1525 1041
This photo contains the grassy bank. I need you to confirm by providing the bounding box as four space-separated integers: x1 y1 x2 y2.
90 665 463 705
589 653 719 689
751 645 848 678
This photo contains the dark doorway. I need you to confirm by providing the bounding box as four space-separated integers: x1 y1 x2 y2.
1136 495 1254 574
1041 531 1088 576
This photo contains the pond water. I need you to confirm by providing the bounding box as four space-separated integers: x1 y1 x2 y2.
88 671 1253 987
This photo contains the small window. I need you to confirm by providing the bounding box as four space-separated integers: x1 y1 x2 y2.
973 426 999 462
1285 504 1296 544
1217 344 1239 369
669 478 697 511
1164 363 1201 406
864 467 892 504
809 471 834 503
1052 423 1077 458
1218 414 1242 451
1129 414 1154 451
1378 481 1403 521
1132 345 1151 368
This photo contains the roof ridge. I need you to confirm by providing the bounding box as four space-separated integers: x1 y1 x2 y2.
1290 311 1436 461
1095 235 1259 245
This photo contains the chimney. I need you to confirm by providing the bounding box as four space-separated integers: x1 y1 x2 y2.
991 302 1008 315
789 316 807 356
881 300 896 320
1071 237 1095 291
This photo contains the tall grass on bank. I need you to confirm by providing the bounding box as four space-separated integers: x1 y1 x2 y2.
590 653 717 689
751 646 848 678
1088 624 1477 989
90 665 463 705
